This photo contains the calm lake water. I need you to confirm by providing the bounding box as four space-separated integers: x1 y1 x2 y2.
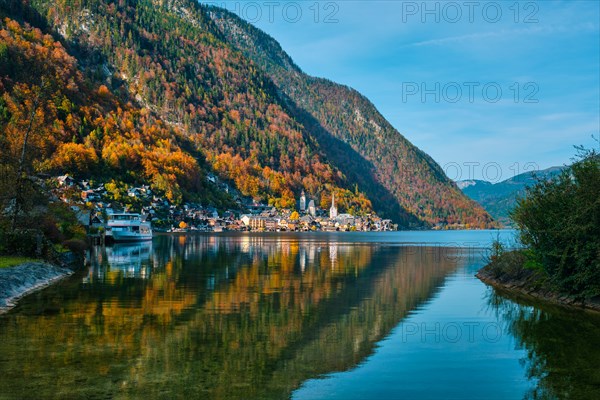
1 231 599 399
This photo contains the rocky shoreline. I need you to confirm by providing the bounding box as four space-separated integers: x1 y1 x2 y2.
0 262 74 314
476 268 600 313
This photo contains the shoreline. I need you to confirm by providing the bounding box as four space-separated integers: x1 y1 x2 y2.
153 228 511 235
0 262 75 315
476 269 600 313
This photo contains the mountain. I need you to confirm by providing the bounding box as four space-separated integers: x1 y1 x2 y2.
0 0 492 228
0 0 371 213
458 167 564 226
207 7 493 228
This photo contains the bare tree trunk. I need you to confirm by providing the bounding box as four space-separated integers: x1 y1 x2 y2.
11 83 43 231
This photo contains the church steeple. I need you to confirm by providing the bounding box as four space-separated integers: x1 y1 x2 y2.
299 190 306 212
329 192 338 219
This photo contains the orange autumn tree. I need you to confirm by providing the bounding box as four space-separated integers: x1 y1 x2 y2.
0 18 205 205
1 1 376 215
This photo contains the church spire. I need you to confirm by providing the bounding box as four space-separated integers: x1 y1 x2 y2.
329 192 338 219
299 190 306 212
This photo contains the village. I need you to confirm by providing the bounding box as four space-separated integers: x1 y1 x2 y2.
51 174 397 233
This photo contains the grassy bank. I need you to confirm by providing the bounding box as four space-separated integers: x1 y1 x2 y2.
0 256 40 269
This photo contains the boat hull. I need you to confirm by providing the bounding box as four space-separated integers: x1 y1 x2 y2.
111 231 153 242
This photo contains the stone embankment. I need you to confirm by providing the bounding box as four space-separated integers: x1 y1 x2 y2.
0 262 74 314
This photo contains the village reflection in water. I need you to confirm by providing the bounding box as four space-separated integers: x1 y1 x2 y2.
1 233 464 399
3 233 596 400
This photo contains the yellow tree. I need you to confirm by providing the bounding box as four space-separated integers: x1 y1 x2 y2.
1 81 49 230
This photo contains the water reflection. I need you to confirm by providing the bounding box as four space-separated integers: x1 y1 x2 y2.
488 291 600 399
89 241 154 280
0 234 464 399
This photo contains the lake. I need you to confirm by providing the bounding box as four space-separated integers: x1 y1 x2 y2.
1 231 599 399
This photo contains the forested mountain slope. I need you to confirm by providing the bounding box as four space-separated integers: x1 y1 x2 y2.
1 0 372 213
1 0 493 227
208 7 493 228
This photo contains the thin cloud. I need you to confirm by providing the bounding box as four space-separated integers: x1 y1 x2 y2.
405 24 598 47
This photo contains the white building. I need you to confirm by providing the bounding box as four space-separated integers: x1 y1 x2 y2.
329 192 338 219
336 213 354 226
308 200 316 217
299 190 307 212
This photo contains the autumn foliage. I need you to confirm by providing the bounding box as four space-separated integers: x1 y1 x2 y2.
209 8 495 227
1 0 493 226
0 17 204 205
0 0 374 213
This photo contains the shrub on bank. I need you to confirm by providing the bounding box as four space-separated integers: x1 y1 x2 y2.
0 230 44 257
502 147 600 299
62 239 88 254
482 245 549 293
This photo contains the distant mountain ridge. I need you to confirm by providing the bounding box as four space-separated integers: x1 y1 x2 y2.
458 166 565 226
456 180 491 190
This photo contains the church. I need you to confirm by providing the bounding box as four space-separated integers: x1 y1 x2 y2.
329 192 337 219
298 190 337 219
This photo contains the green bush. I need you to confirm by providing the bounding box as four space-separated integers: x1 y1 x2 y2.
62 238 88 253
0 229 44 257
511 147 600 297
485 249 529 280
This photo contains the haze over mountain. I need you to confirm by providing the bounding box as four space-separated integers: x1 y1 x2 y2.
458 166 564 226
0 0 492 228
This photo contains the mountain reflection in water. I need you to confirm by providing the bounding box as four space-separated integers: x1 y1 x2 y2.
1 232 597 400
0 234 462 399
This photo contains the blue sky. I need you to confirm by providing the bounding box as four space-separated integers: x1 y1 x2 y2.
202 1 600 181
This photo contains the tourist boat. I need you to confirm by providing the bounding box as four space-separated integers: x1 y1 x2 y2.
105 213 153 242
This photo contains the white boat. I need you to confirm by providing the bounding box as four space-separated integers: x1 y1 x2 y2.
106 213 153 242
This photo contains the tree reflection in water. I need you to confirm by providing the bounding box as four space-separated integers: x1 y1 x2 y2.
0 234 466 399
487 291 600 399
